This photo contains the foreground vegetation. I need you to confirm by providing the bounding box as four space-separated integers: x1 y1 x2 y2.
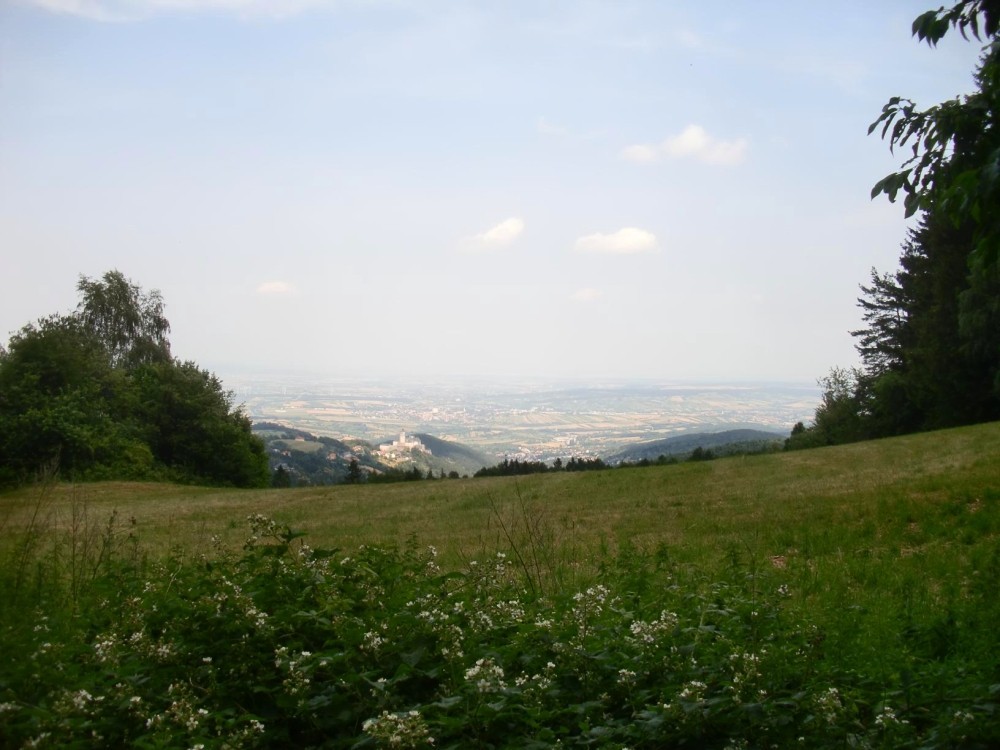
1 422 998 748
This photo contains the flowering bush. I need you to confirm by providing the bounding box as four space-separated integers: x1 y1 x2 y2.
0 514 998 748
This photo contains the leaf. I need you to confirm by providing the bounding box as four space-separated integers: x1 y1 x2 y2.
401 646 426 667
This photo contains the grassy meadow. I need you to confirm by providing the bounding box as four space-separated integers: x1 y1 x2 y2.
1 422 998 747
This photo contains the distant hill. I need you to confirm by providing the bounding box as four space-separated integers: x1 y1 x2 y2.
414 434 495 471
607 429 784 464
253 423 493 484
372 433 495 477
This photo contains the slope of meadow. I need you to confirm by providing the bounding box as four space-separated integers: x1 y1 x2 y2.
1 422 998 747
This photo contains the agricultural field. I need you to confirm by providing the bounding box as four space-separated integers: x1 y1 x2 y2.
0 422 998 747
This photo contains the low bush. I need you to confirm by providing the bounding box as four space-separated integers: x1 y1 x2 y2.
1 512 998 748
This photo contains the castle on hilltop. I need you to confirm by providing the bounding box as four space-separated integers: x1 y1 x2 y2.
377 431 430 457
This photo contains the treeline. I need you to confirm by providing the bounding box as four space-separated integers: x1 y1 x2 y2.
789 1 1000 450
474 457 608 477
0 271 268 488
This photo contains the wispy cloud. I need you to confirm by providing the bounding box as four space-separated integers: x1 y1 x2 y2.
571 287 603 302
256 280 296 296
622 124 747 166
574 227 658 255
20 0 335 21
460 217 525 252
536 115 602 143
24 0 126 21
537 116 570 138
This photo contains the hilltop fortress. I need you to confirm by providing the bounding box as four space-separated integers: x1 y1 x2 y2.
377 431 430 458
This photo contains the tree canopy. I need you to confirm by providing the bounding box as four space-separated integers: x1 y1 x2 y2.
0 271 268 488
790 1 1000 449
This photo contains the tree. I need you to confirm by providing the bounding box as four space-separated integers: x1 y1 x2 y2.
785 368 867 450
131 360 269 488
272 465 292 488
0 315 151 484
0 271 269 488
345 458 363 484
869 0 1000 398
76 270 171 369
852 268 909 377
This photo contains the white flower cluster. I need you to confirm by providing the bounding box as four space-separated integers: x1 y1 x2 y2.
363 629 386 653
512 661 556 695
727 649 766 703
464 657 507 693
678 680 707 703
616 668 637 686
570 584 617 642
406 593 465 660
274 647 313 696
362 709 434 748
245 513 282 548
814 686 843 725
627 610 678 647
145 683 209 734
874 704 909 728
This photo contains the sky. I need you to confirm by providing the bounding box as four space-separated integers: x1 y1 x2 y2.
0 0 988 384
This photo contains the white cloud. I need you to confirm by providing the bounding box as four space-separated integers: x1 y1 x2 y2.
460 217 524 252
256 280 296 295
574 227 658 255
623 124 747 166
571 288 603 302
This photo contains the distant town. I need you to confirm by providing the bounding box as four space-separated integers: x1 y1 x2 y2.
221 373 821 463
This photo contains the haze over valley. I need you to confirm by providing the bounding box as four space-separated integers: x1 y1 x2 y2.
225 372 818 461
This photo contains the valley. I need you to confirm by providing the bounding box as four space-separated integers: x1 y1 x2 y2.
225 372 820 462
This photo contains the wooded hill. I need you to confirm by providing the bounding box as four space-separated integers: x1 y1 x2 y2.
607 428 785 464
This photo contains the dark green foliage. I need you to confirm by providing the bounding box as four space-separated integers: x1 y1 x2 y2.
475 458 554 477
131 360 269 487
0 271 268 488
786 368 868 450
271 465 292 488
798 2 1000 447
564 456 607 471
2 513 998 748
345 458 363 484
0 316 150 484
870 1 1000 263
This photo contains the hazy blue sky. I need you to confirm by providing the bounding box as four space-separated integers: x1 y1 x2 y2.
0 1 986 383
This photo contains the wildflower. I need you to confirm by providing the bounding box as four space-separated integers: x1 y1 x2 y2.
678 680 707 702
617 668 637 685
71 689 93 710
363 709 434 748
874 704 909 727
464 657 507 693
815 687 842 725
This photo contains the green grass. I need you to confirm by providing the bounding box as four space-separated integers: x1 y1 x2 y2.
3 421 997 569
1 422 998 747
